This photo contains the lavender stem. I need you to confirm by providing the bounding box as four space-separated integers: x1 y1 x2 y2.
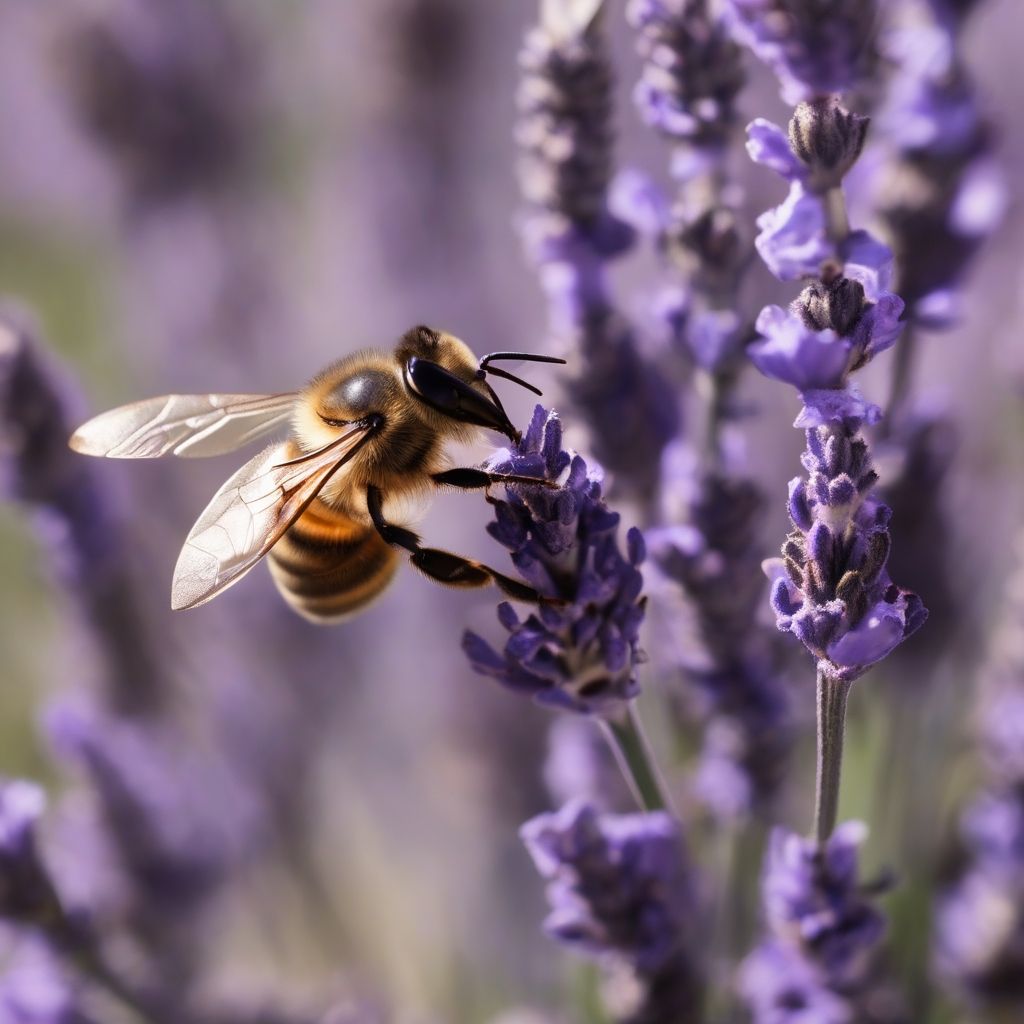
884 322 918 430
824 186 849 244
814 668 852 845
600 702 673 812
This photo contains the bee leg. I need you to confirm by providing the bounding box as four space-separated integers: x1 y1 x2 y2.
366 485 550 604
431 468 557 491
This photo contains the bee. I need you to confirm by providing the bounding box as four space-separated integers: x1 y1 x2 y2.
69 326 564 623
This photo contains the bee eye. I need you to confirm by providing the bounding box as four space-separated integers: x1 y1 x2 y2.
321 369 392 422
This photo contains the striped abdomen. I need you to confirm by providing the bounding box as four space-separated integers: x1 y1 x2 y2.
268 498 398 624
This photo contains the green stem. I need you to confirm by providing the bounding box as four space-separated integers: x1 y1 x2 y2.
814 667 853 845
600 702 673 812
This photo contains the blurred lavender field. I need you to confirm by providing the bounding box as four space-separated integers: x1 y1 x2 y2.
0 1 1021 1022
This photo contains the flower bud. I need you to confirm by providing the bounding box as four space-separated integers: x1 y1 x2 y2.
788 97 869 191
793 276 867 337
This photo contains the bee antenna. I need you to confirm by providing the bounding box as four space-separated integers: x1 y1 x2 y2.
484 364 545 397
480 351 567 369
478 351 566 397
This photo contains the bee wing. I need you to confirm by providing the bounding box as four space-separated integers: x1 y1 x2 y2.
170 423 378 611
541 0 603 41
69 393 297 459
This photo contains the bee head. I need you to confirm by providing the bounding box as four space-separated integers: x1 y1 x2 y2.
396 326 521 443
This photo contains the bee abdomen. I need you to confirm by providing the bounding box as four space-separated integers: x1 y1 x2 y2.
268 502 398 624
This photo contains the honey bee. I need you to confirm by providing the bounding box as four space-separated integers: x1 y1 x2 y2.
70 326 564 623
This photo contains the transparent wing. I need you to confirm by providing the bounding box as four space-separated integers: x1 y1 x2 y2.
541 0 603 42
171 424 378 611
69 393 296 459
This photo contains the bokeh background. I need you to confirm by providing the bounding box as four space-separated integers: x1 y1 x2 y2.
0 1 1021 1021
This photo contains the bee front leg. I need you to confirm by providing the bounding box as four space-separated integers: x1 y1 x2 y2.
431 468 557 489
366 485 547 604
430 467 557 503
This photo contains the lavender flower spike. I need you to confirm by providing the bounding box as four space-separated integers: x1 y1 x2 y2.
739 822 889 1022
517 0 679 502
765 424 927 685
463 406 646 717
723 0 878 103
935 536 1024 1010
522 800 700 1022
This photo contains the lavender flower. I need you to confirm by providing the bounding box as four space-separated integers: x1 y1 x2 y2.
0 313 169 714
875 10 1005 321
517 1 678 502
648 453 793 819
521 800 700 1022
0 780 61 926
463 406 646 715
0 938 94 1024
744 84 926 685
47 700 260 989
749 273 904 426
740 822 888 1021
738 942 852 1024
746 109 891 286
935 538 1024 1009
61 0 258 205
723 0 879 103
628 0 745 169
765 422 926 681
628 0 751 376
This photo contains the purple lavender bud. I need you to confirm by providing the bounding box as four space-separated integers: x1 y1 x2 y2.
627 0 745 158
765 423 925 681
521 800 700 1018
788 98 870 191
463 407 646 715
723 0 878 102
750 271 903 426
746 116 899 289
0 780 61 925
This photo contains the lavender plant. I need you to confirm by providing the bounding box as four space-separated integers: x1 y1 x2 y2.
462 405 661 807
739 823 893 1022
727 4 932 1014
736 16 927 844
872 0 1005 419
517 0 678 506
935 533 1024 1013
627 0 793 821
1 0 1020 1020
522 800 701 1023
